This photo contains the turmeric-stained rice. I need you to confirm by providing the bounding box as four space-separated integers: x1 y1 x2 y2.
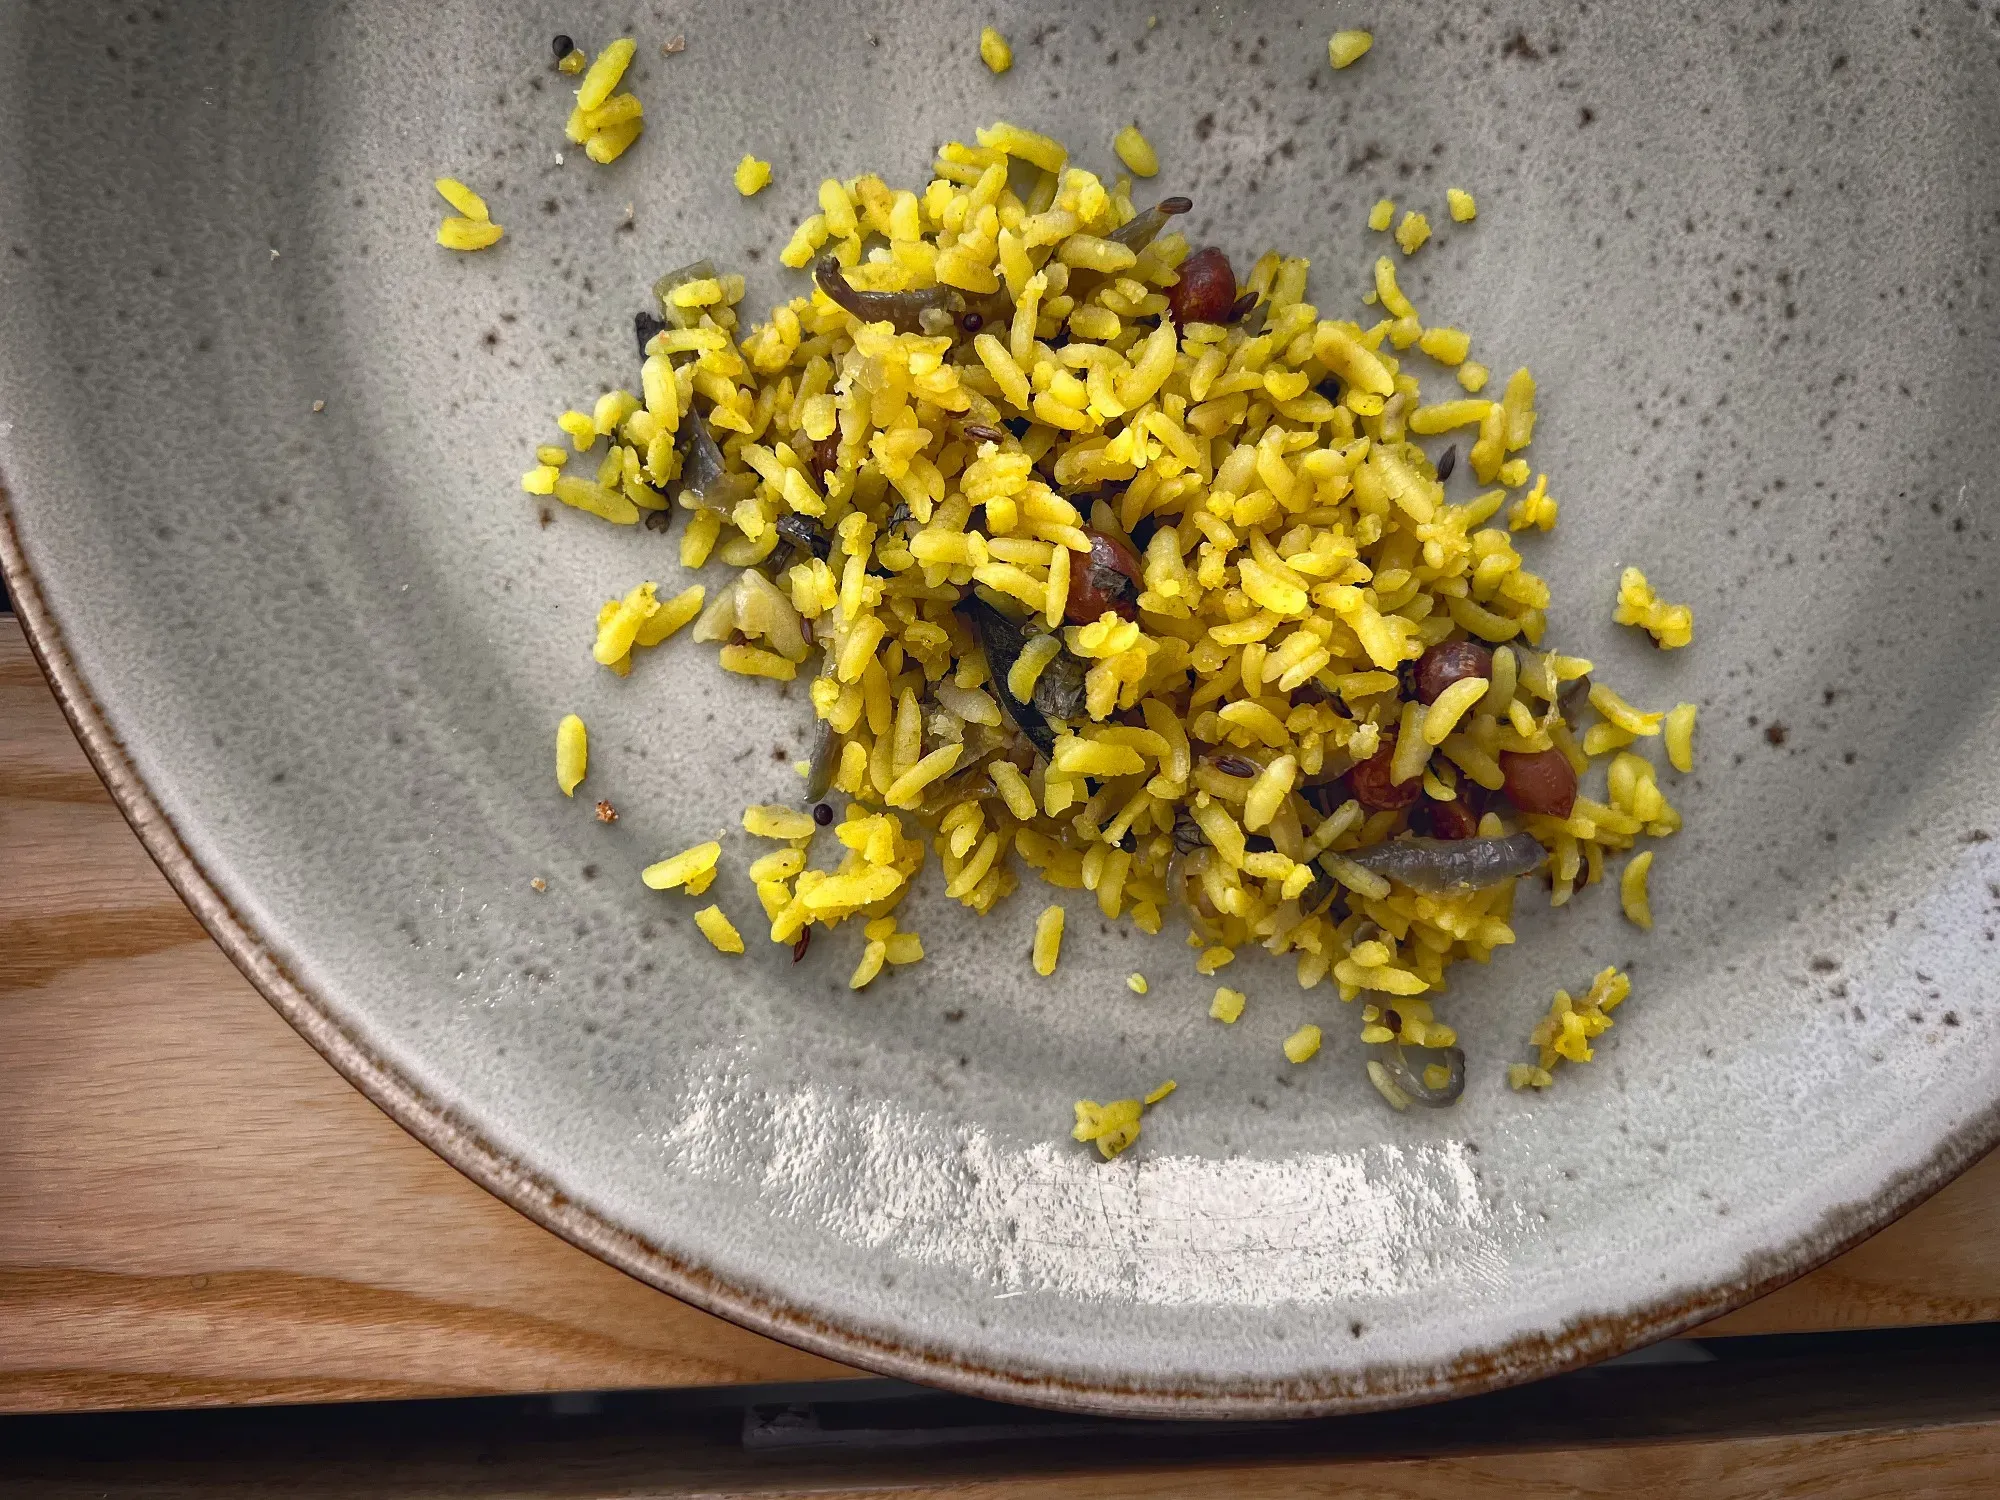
525 115 1693 1140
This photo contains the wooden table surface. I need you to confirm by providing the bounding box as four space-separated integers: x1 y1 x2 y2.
6 611 2000 1428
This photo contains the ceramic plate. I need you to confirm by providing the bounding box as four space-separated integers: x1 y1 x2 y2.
4 0 1999 1416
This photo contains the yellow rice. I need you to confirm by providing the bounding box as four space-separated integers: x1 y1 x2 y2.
1328 30 1373 68
555 714 587 796
694 904 745 953
1113 125 1160 178
435 177 504 251
643 840 721 891
565 39 644 165
524 117 1695 1136
1511 966 1631 1087
979 26 1013 75
1613 565 1694 648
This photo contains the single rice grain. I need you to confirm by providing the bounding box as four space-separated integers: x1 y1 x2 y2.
555 714 587 796
1112 124 1159 177
1283 1023 1323 1063
1621 850 1655 929
1328 30 1373 68
1033 904 1065 975
1664 702 1698 773
643 840 722 890
979 26 1013 74
694 904 746 954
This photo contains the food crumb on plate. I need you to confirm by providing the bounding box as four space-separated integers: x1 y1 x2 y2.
1033 905 1064 977
1620 849 1655 929
694 904 745 954
434 176 504 251
1072 1081 1173 1160
979 26 1013 74
555 714 586 796
1663 703 1698 772
1613 565 1695 649
1328 29 1373 69
1517 966 1632 1086
642 840 721 891
1394 209 1431 255
564 38 644 165
1112 123 1159 177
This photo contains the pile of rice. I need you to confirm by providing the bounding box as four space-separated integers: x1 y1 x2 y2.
519 116 1698 1138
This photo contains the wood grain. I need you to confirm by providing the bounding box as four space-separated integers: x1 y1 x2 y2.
13 1422 2000 1499
2 616 1996 1415
759 1425 2000 1500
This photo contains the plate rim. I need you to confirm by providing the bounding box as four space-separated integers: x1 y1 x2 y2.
4 480 1995 1418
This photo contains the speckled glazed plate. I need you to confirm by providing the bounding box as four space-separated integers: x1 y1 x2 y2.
4 0 1999 1417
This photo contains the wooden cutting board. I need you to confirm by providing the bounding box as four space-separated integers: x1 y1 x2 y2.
5 615 1998 1414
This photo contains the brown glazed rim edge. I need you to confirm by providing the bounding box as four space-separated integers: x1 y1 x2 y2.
3 478 1994 1418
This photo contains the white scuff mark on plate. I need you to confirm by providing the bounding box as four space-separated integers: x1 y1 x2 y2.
651 1062 1511 1309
